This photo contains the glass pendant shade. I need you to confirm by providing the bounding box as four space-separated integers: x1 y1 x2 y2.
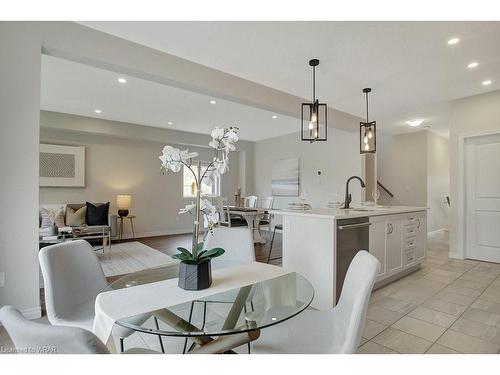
301 100 327 142
360 121 376 153
360 88 376 153
301 59 327 142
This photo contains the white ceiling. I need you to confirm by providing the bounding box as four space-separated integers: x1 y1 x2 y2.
80 21 500 138
41 55 298 141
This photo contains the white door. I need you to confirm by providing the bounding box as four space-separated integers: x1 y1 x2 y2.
465 134 500 263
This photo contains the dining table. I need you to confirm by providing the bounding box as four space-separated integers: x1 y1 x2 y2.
227 206 268 244
93 260 314 354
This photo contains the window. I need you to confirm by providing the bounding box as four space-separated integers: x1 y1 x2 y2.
183 164 220 198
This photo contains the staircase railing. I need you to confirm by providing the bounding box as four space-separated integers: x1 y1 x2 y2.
377 180 394 198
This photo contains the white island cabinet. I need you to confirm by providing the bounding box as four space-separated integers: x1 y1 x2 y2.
271 206 427 310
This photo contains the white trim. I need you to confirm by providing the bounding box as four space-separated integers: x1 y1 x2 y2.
457 129 500 260
428 228 448 238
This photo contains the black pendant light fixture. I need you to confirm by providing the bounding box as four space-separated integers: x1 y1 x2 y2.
360 88 376 153
301 59 327 142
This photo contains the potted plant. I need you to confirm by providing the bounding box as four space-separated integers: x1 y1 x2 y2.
159 126 239 290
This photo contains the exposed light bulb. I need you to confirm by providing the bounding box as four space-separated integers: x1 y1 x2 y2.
364 136 369 144
314 130 318 138
364 143 370 151
368 129 373 139
308 122 314 130
311 113 317 123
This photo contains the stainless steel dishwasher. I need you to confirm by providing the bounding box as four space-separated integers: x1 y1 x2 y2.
336 217 370 301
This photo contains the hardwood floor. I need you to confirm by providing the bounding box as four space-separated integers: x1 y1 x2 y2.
134 231 283 266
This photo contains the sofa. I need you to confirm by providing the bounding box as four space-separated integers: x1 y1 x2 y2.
39 203 118 239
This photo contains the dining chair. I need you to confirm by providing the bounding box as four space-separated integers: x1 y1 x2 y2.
38 240 165 353
0 305 157 354
244 195 258 208
251 250 380 354
257 196 274 239
216 197 247 227
267 223 283 263
184 227 256 353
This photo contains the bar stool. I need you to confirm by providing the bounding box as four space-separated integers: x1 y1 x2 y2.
267 224 283 263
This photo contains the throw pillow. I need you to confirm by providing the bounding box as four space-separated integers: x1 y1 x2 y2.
66 206 87 227
40 208 65 228
85 202 109 226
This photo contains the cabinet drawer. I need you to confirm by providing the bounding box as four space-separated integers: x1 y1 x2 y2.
404 250 416 266
403 224 417 238
403 215 419 226
404 236 416 249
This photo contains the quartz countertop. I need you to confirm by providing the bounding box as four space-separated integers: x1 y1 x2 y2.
269 205 427 220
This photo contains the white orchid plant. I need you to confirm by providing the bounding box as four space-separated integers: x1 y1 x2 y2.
159 126 239 265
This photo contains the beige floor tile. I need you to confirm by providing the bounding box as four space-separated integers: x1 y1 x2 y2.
450 278 488 291
480 291 500 304
359 337 368 347
411 278 448 291
431 291 476 307
471 298 500 315
392 315 446 342
450 317 500 345
462 307 500 327
442 284 482 298
407 306 457 328
372 327 433 354
357 341 399 354
437 329 499 354
372 296 416 314
425 343 461 354
367 305 405 326
423 270 462 284
362 319 388 340
390 287 437 305
421 298 468 316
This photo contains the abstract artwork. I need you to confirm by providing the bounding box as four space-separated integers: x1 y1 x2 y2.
272 157 299 196
39 144 85 187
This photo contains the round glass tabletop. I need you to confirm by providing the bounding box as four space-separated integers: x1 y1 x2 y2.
101 262 314 338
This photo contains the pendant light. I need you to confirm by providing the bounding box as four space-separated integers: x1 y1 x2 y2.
360 88 376 153
301 59 327 142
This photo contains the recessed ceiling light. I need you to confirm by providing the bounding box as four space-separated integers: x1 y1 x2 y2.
117 77 127 84
272 115 278 119
94 109 102 114
209 100 217 104
482 80 492 86
467 62 479 69
406 119 424 127
167 121 173 125
447 37 460 45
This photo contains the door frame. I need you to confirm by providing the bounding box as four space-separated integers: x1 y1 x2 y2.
457 129 500 259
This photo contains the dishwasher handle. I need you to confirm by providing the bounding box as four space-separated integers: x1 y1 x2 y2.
338 222 372 230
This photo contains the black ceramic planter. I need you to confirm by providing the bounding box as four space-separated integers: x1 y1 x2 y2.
178 259 212 291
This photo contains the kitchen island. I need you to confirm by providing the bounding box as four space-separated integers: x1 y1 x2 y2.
271 206 427 310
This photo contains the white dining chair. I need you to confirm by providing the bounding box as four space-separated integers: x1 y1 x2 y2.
216 197 247 228
257 196 274 239
251 250 380 354
0 305 157 354
38 240 164 353
244 195 258 208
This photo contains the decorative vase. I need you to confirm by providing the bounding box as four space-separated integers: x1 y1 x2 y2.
178 259 212 291
48 223 58 236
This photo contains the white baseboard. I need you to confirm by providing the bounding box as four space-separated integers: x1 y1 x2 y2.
428 228 448 238
116 228 192 240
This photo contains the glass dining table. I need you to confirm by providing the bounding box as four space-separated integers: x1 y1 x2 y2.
100 261 314 354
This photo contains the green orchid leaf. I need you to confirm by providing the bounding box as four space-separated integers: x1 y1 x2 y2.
197 242 204 252
198 247 225 259
172 253 194 262
176 247 193 257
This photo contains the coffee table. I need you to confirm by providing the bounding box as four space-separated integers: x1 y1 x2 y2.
39 225 112 255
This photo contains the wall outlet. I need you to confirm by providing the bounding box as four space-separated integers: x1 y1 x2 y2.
0 272 5 288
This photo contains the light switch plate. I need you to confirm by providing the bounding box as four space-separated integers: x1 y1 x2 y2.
0 272 5 287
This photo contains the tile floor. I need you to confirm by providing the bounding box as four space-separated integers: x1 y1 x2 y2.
357 233 500 354
2 232 500 354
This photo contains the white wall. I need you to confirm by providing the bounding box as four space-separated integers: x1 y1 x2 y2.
427 131 450 233
449 89 500 258
40 116 243 238
377 131 428 207
254 128 362 209
0 24 41 317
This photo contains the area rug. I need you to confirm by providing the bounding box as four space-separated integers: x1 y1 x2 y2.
96 241 178 277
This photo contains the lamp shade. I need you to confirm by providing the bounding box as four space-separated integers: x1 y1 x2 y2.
116 195 132 210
